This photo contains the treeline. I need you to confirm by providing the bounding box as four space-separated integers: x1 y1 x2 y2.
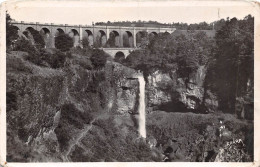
95 19 227 30
95 20 173 28
123 15 254 116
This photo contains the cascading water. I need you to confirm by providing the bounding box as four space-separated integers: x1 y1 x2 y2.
137 75 146 138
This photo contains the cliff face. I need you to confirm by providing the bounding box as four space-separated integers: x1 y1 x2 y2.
146 65 215 112
6 52 140 161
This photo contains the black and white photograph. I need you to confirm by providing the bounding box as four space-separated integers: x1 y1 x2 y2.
0 0 259 165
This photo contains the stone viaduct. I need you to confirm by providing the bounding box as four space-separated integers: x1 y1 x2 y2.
11 21 176 58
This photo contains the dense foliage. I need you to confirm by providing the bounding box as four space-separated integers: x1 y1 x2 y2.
90 49 108 69
6 13 19 49
125 31 214 78
55 33 74 52
55 103 93 151
125 15 253 116
70 116 160 162
12 37 71 68
206 15 254 114
82 36 90 48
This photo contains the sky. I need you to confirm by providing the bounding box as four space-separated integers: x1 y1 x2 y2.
5 0 258 26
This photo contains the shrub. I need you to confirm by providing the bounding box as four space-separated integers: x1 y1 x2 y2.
15 37 45 66
14 37 37 54
90 49 108 69
55 33 73 52
47 50 71 69
18 41 71 69
82 37 90 48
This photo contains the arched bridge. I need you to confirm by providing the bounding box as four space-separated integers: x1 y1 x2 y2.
11 21 176 58
101 47 141 58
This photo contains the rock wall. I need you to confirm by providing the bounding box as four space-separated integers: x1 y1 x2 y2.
6 52 140 161
146 65 213 112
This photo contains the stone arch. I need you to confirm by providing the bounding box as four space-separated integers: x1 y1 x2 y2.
23 27 35 38
40 27 50 35
39 27 51 48
23 27 44 46
83 29 94 46
54 28 66 49
163 31 171 35
108 30 120 47
55 28 65 36
68 29 80 47
114 51 125 63
96 30 107 47
123 31 133 47
136 31 148 48
148 31 158 42
149 32 158 36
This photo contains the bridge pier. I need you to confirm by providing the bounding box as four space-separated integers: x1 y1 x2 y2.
133 27 136 47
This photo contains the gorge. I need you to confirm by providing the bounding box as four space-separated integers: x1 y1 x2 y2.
6 15 254 162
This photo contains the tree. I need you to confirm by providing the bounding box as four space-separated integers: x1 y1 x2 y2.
90 49 108 69
106 33 116 47
6 12 19 48
55 33 73 52
25 28 45 48
82 36 90 48
125 31 214 78
208 15 254 114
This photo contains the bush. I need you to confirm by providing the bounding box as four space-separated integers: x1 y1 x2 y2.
18 40 71 69
90 49 108 69
82 37 90 48
14 37 45 66
14 37 37 54
47 50 71 69
55 33 73 52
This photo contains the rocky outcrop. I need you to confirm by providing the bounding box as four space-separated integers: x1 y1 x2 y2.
147 65 208 112
6 52 140 161
110 62 139 114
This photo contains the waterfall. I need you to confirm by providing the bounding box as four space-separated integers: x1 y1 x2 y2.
137 75 146 138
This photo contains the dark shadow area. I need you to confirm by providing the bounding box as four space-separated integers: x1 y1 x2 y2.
114 51 125 64
157 101 202 113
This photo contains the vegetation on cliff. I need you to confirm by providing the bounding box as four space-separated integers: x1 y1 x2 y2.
124 15 253 116
6 13 254 162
